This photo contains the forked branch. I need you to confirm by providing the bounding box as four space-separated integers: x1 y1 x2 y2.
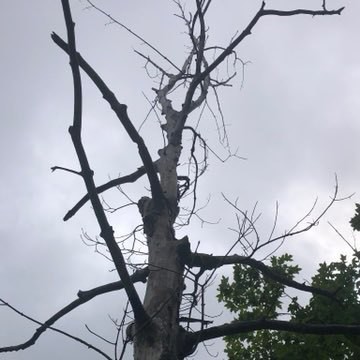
51 32 164 209
0 297 112 359
63 161 159 221
0 267 149 353
0 268 149 353
176 1 344 137
200 2 344 82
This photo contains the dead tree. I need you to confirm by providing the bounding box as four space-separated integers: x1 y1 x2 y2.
1 1 358 359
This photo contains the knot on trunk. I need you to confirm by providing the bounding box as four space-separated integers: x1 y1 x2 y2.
177 326 198 358
138 196 159 237
125 321 136 343
176 236 191 265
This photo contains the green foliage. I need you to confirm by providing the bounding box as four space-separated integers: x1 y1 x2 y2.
217 254 360 359
350 203 360 231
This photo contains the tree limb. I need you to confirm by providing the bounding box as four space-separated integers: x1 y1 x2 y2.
51 32 164 209
176 2 344 138
86 0 181 73
201 2 344 82
57 0 148 325
189 318 360 345
262 7 345 17
187 252 339 301
0 268 149 353
0 298 112 359
63 161 159 221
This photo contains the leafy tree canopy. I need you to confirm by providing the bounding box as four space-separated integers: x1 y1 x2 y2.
218 253 360 359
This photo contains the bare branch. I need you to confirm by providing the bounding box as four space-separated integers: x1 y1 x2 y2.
222 178 342 259
85 0 181 72
0 299 112 359
322 0 328 11
187 252 339 301
51 32 164 209
201 2 344 82
55 1 148 325
194 0 206 76
85 324 115 345
0 268 149 353
134 50 173 79
255 183 340 256
328 221 357 253
51 166 82 176
63 162 159 221
262 6 344 17
177 2 344 139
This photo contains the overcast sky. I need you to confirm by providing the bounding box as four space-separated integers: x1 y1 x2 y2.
1 1 360 359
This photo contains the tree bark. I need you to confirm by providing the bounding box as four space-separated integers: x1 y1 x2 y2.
133 123 185 358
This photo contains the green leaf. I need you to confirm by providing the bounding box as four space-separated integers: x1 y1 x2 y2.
350 203 360 231
218 253 360 359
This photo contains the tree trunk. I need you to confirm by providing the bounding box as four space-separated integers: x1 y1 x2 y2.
133 231 184 359
133 140 186 359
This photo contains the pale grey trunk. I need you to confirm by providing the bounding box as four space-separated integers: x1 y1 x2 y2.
133 134 185 359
